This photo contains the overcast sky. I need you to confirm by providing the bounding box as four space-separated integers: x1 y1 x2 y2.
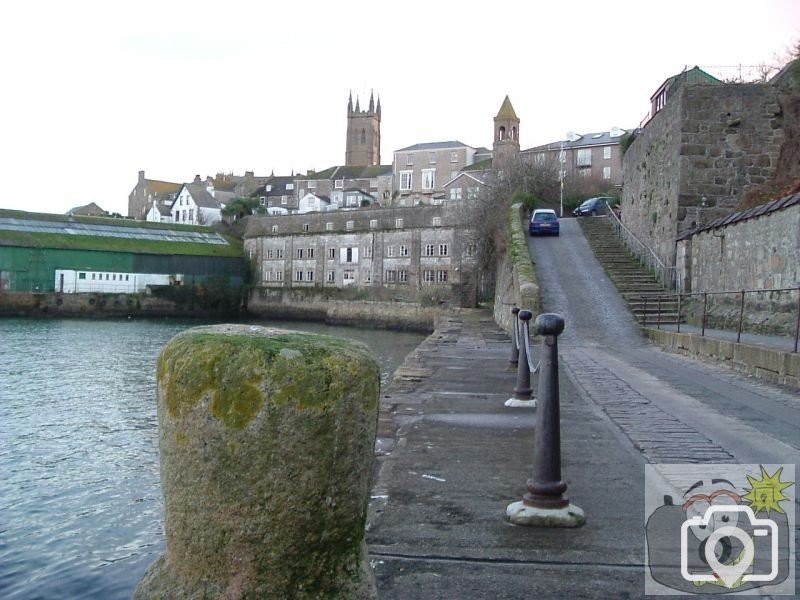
1 0 797 216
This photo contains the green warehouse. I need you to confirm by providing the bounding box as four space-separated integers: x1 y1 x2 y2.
0 210 246 293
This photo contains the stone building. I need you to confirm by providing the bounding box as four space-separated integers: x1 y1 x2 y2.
492 95 520 176
243 205 479 306
293 165 393 209
345 91 381 166
621 74 791 279
128 171 181 220
392 141 480 206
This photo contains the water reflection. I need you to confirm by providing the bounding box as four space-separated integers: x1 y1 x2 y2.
0 317 423 599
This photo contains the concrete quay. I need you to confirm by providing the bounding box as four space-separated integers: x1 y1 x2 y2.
367 310 648 599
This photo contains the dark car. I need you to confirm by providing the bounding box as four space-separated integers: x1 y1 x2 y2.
529 209 559 236
573 196 613 217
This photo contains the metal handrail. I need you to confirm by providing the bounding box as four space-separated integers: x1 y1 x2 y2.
605 208 678 292
638 286 800 353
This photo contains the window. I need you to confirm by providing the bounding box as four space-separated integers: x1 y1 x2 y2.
299 189 305 197
275 270 283 281
422 169 435 191
342 247 358 263
112 274 116 281
467 243 477 257
259 196 266 206
400 171 413 191
346 194 358 207
385 270 397 283
425 244 435 256
399 198 406 206
307 248 315 259
428 152 436 164
106 274 109 280
431 197 443 206
346 220 354 230
308 180 317 189
398 270 408 283
295 270 304 282
272 225 278 233
603 167 611 180
576 148 591 167
369 178 378 189
387 246 396 257
603 146 611 160
327 271 335 283
423 269 435 283
281 196 288 205
343 270 355 282
363 245 372 258
369 219 378 229
266 249 274 259
466 186 480 200
91 273 96 280
78 272 86 280
266 185 272 192
328 248 336 259
450 151 458 163
364 270 371 283
264 269 272 281
399 245 408 256
450 187 462 201
432 217 442 227
406 154 413 166
306 270 314 282
296 248 304 259
276 249 284 259
326 222 333 231
335 179 344 189
188 209 194 222
437 270 448 283
303 223 310 232
439 244 449 256
395 218 403 228
286 183 294 190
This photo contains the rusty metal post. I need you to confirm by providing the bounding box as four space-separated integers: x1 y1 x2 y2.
701 292 708 337
676 293 682 333
509 306 520 367
506 313 584 527
737 289 745 344
642 296 648 326
794 289 799 353
657 295 662 330
512 310 533 401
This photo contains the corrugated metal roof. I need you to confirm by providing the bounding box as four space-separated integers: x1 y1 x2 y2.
678 192 800 240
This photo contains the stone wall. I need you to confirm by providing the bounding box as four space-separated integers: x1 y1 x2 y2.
247 288 439 332
493 203 540 333
622 82 785 271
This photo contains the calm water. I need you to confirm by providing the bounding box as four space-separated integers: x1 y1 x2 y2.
0 317 424 600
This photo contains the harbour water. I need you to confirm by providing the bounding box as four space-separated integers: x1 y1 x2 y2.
0 317 425 599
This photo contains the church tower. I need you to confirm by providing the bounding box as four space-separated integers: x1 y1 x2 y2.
493 95 520 174
345 91 381 166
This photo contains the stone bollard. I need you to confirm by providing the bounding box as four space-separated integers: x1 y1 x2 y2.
134 324 380 599
508 306 520 368
506 313 585 527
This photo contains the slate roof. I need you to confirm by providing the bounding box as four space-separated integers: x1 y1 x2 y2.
396 141 473 152
522 129 628 153
677 192 800 240
179 184 230 209
462 158 492 172
252 175 297 197
302 165 392 180
144 179 181 194
67 202 108 217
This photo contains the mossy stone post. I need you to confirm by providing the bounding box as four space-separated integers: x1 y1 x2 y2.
134 324 380 599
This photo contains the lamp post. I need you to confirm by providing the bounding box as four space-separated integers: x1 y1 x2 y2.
559 141 565 218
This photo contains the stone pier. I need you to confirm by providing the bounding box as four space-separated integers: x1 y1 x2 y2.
135 324 380 599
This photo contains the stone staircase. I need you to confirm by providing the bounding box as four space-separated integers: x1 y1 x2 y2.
578 217 682 325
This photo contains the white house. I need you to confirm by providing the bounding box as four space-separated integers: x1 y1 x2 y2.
298 193 332 214
145 201 174 223
171 183 235 225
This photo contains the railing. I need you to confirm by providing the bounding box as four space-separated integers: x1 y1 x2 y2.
639 287 800 353
606 208 678 292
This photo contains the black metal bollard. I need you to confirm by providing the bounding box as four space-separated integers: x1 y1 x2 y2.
512 310 533 401
508 306 520 367
506 312 585 527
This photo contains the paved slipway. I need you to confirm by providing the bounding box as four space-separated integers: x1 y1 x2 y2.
366 217 798 599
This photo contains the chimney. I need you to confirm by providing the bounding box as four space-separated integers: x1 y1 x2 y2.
193 174 201 183
138 170 145 184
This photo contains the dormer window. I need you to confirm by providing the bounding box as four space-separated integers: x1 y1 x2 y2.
266 185 272 192
286 183 294 190
335 180 344 189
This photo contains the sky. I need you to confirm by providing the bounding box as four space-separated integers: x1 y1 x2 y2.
1 0 798 216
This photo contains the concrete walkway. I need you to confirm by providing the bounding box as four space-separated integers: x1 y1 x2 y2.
367 311 648 599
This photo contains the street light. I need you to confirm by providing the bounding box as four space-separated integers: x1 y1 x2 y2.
559 140 566 218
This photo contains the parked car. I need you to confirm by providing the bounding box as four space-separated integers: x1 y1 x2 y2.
529 209 559 236
573 196 614 217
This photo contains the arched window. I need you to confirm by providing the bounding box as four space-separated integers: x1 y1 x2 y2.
498 126 506 141
360 128 366 144
512 126 517 140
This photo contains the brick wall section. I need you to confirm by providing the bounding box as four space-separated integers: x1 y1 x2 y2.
622 83 785 269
